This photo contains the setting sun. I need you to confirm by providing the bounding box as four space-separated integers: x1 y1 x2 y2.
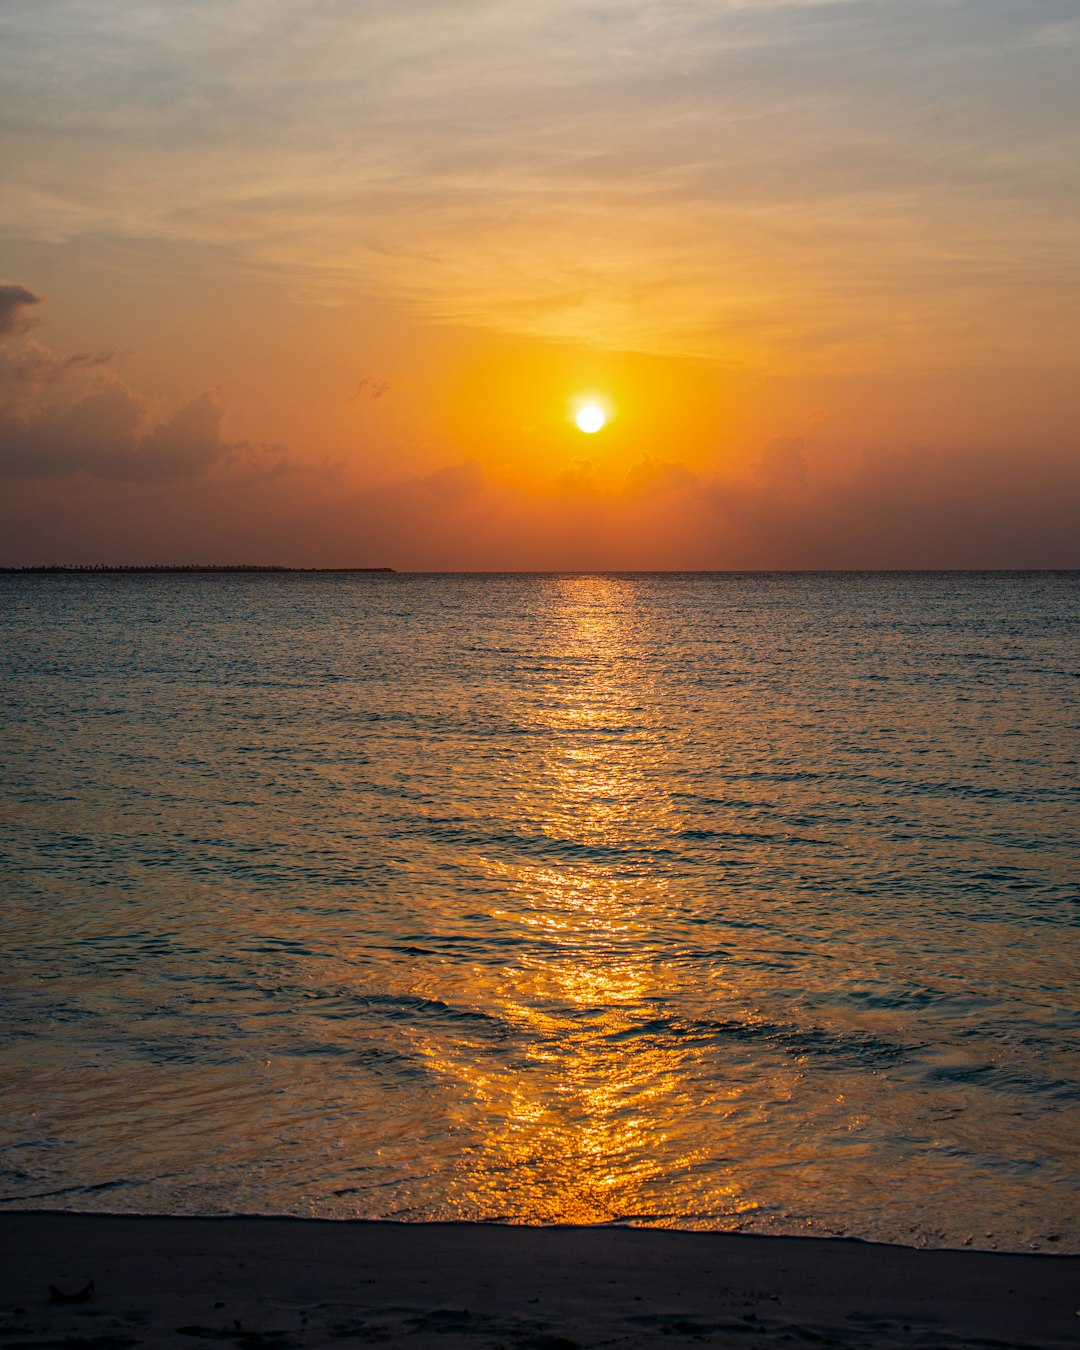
576 405 606 434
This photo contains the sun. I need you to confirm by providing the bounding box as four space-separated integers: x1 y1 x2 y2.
576 404 606 433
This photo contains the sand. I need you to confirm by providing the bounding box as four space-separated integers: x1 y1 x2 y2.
1 1212 1076 1350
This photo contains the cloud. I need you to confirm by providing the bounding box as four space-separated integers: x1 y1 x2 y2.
0 289 121 416
0 293 296 482
623 454 697 497
2 3 1076 368
0 385 234 481
123 390 231 480
2 435 1077 569
0 284 42 336
349 374 392 401
0 340 118 413
555 456 598 494
362 442 1080 569
13 342 118 381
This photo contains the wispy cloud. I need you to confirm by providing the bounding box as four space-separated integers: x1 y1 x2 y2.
2 1 1077 368
349 374 392 402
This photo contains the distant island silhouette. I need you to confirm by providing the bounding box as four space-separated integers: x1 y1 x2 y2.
0 565 394 574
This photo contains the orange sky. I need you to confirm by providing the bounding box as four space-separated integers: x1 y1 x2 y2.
1 1 1077 567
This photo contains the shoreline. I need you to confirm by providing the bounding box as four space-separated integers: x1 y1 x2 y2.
1 1212 1076 1349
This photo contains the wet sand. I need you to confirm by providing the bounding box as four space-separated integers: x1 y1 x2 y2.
1 1212 1076 1350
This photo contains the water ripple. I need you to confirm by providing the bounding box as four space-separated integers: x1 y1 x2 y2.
0 570 1077 1249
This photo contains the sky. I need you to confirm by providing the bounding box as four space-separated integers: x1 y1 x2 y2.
1 0 1078 569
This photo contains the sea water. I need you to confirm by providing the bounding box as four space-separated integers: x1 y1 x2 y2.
1 572 1077 1250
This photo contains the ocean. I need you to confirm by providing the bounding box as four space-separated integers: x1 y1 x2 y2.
1 571 1077 1250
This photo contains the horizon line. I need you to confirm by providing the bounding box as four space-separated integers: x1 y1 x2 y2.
3 565 1078 577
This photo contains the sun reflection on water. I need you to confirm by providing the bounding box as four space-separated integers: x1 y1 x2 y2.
416 577 752 1224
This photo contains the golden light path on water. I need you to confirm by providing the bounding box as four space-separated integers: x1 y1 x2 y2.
427 579 762 1224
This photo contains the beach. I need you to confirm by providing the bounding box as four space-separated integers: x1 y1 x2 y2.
2 1212 1076 1350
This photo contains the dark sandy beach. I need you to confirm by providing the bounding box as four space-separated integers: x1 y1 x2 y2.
1 1213 1076 1350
